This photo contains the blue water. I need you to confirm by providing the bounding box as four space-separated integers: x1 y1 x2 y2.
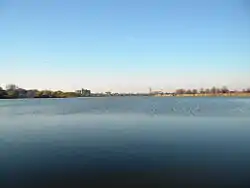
1 97 250 187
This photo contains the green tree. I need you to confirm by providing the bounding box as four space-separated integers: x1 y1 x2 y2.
41 90 52 98
64 92 78 98
34 91 43 98
6 90 19 98
52 91 64 98
0 87 7 98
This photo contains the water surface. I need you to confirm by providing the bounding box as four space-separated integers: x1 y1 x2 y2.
1 97 250 187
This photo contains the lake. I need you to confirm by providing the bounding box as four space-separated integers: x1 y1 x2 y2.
1 97 250 187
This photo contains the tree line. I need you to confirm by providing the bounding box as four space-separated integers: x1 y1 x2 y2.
174 86 250 95
0 84 91 99
1 84 250 99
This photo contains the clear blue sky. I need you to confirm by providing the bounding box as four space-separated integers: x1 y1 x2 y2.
1 0 249 92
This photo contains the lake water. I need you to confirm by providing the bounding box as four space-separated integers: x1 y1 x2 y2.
1 97 250 187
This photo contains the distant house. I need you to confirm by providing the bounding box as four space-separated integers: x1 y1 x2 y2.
105 91 112 96
150 91 163 95
26 90 38 98
17 88 27 98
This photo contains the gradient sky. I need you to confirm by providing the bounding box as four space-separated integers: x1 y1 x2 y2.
1 0 250 92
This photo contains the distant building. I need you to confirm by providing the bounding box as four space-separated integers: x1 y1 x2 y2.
149 90 163 95
26 90 37 98
17 88 27 98
149 87 152 94
76 88 91 96
105 91 112 96
149 87 164 95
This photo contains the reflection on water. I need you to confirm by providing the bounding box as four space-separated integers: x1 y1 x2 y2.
0 97 250 187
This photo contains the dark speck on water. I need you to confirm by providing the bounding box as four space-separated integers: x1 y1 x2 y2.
0 97 250 187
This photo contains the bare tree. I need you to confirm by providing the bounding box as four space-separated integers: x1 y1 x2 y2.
185 89 192 94
211 87 217 94
175 89 185 95
192 89 198 95
6 84 18 91
205 88 210 94
199 88 205 94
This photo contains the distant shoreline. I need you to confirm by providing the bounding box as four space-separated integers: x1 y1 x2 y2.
1 94 250 100
153 93 250 97
1 84 250 99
